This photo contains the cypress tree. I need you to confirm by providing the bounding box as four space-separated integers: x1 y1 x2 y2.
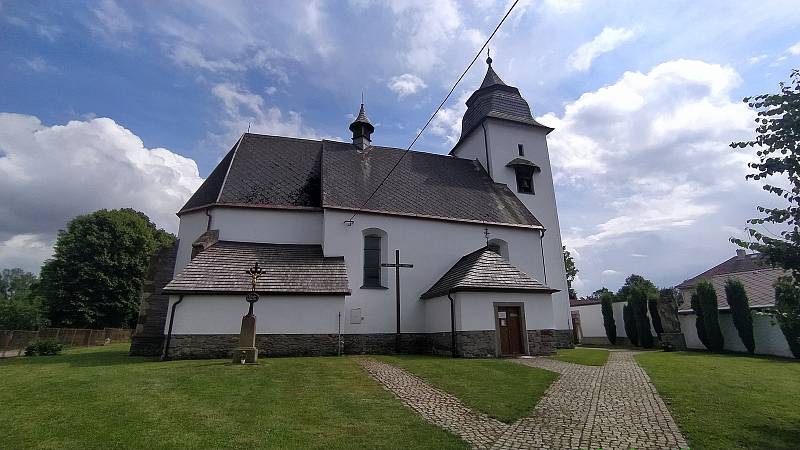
600 292 617 345
774 277 800 359
691 291 709 349
623 303 638 346
696 281 725 352
724 279 755 354
631 286 654 348
649 296 664 336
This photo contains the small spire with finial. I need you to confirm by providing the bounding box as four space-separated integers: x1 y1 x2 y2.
487 47 492 66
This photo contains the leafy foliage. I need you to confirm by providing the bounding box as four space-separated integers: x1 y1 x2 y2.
40 209 175 329
690 291 709 349
696 281 724 352
0 268 48 330
600 291 617 345
617 275 657 348
563 246 578 299
724 279 755 354
24 340 64 356
623 303 638 346
774 276 800 358
730 70 800 280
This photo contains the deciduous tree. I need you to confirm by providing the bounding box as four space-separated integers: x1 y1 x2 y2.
40 209 174 328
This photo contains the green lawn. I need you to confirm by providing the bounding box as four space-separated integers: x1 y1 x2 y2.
636 351 800 450
0 344 467 450
375 355 557 423
548 348 609 366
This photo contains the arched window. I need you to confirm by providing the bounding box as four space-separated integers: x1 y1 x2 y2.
362 228 387 288
488 238 510 261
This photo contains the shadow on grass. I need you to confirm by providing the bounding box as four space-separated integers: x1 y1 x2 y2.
668 349 800 364
1 349 157 368
744 423 800 449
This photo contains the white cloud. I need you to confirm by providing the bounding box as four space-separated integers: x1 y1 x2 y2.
568 26 639 72
388 73 427 98
429 91 470 145
91 0 134 38
0 113 203 272
544 59 764 294
748 54 769 65
601 269 622 276
24 56 53 72
211 83 320 141
788 41 800 55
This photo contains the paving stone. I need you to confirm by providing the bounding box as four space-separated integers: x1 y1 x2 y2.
358 350 689 450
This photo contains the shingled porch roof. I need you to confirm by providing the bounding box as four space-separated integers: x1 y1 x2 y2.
420 247 557 299
163 241 350 296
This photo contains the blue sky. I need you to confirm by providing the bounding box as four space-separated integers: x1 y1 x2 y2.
1 0 799 295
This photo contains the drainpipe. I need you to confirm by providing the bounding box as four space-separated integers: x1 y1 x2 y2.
448 289 457 358
204 208 212 231
481 121 492 178
161 295 184 360
539 229 547 284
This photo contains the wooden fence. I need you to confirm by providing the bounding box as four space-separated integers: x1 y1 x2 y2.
0 327 132 357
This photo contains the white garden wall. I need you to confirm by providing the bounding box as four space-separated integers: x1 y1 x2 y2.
679 312 793 358
166 294 345 335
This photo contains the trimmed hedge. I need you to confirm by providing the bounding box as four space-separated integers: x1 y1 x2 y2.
24 340 64 356
696 281 724 352
623 303 638 346
724 279 755 354
600 292 617 345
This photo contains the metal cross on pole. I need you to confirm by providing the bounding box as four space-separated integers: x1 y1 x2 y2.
381 249 413 353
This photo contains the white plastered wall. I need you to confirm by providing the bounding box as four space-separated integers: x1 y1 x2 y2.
166 294 345 335
324 209 550 335
571 302 628 340
174 207 324 273
425 291 554 333
453 119 570 332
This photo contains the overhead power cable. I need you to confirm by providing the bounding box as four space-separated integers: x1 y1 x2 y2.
345 0 521 225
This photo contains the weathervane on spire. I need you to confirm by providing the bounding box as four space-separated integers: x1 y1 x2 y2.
486 47 492 66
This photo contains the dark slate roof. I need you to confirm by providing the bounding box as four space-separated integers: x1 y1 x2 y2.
322 140 542 228
676 252 770 289
163 241 350 295
178 134 322 214
420 247 556 299
455 60 551 146
570 297 601 307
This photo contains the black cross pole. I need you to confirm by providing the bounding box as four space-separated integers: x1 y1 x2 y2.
382 249 413 353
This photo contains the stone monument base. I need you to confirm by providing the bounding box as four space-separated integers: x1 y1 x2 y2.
660 332 686 351
232 346 258 364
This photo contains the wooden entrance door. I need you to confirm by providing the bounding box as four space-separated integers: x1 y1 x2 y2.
497 306 524 356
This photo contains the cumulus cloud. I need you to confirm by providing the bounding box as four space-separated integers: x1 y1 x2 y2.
388 73 427 98
568 26 639 72
0 113 203 272
542 60 767 294
429 91 470 145
211 83 320 141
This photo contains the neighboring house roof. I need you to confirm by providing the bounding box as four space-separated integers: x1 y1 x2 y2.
678 268 786 312
676 252 786 312
676 252 768 289
163 241 350 295
322 140 542 228
420 247 556 299
570 298 601 307
180 133 543 229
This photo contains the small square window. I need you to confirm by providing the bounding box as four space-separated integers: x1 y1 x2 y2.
518 143 525 156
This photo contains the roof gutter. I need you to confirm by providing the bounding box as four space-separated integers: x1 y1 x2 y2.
448 289 457 358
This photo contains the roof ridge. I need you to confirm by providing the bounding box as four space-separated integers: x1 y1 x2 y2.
216 133 245 203
245 132 324 144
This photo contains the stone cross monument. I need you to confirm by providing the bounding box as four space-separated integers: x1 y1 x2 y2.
233 262 264 364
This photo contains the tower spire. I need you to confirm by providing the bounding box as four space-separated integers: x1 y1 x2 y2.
349 100 374 150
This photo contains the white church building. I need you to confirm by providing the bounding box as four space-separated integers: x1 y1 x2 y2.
131 57 573 359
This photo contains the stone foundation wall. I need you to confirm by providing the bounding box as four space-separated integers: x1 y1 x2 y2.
552 329 575 349
130 242 178 356
164 328 569 360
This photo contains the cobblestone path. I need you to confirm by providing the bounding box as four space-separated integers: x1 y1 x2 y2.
358 351 688 450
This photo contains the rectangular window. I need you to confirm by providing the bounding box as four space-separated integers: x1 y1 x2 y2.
515 167 534 194
363 235 382 287
518 143 524 156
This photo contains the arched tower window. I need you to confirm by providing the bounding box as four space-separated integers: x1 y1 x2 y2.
362 228 387 288
488 238 510 261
